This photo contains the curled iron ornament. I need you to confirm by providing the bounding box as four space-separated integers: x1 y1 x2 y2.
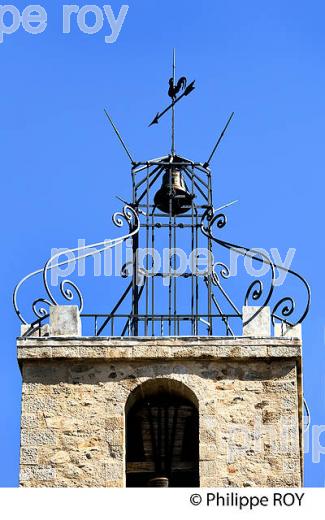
121 261 132 278
213 213 227 229
32 298 52 319
271 297 295 325
60 280 83 305
203 207 227 231
112 204 137 228
212 262 230 282
13 205 140 325
201 210 311 327
245 280 264 305
201 206 276 325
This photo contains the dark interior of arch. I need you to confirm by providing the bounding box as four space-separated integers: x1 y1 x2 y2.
126 390 199 487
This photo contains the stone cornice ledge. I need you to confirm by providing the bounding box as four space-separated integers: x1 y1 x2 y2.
17 336 302 361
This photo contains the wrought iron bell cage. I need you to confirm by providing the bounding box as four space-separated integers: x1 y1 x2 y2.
13 53 311 339
128 153 216 337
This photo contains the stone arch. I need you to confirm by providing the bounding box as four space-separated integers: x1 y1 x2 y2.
125 378 200 487
125 377 199 413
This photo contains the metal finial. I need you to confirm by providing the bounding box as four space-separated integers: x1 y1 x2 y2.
171 48 176 155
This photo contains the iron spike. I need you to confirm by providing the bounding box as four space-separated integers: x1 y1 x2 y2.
203 112 234 168
104 108 136 164
214 200 239 212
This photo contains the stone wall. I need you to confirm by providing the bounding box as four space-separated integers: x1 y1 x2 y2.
17 335 303 487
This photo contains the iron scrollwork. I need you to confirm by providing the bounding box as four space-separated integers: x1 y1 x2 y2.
13 205 140 325
201 207 311 328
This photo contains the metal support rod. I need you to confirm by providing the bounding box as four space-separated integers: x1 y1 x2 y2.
191 166 195 335
183 168 209 201
136 168 164 204
168 163 172 335
134 165 162 190
151 209 155 336
121 282 146 337
173 213 177 335
132 222 139 336
207 171 213 335
96 281 133 336
145 165 150 336
195 206 199 334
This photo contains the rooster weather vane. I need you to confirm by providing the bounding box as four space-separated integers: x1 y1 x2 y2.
149 75 195 127
13 49 310 343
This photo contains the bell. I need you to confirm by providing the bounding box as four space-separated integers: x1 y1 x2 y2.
154 168 194 215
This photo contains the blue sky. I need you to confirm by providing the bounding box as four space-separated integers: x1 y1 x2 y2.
0 0 324 486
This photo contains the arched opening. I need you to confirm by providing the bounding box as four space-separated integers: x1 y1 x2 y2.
125 379 199 487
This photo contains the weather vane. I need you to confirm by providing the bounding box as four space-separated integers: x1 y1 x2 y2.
149 49 195 156
149 50 195 127
102 49 234 171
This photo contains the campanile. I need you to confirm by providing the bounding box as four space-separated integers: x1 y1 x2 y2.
15 54 309 487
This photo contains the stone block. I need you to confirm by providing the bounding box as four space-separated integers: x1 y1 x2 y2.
200 460 217 478
21 324 50 337
105 462 124 481
106 429 124 446
200 477 218 487
200 444 217 460
18 346 53 359
105 416 124 430
50 451 71 464
20 466 33 482
32 466 56 481
242 306 271 336
21 429 56 447
274 323 302 340
20 448 38 465
21 415 39 429
106 480 124 488
50 306 81 337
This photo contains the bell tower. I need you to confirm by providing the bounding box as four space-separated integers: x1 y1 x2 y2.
15 53 310 487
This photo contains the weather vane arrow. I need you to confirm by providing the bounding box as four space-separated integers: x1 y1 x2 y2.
149 78 196 127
